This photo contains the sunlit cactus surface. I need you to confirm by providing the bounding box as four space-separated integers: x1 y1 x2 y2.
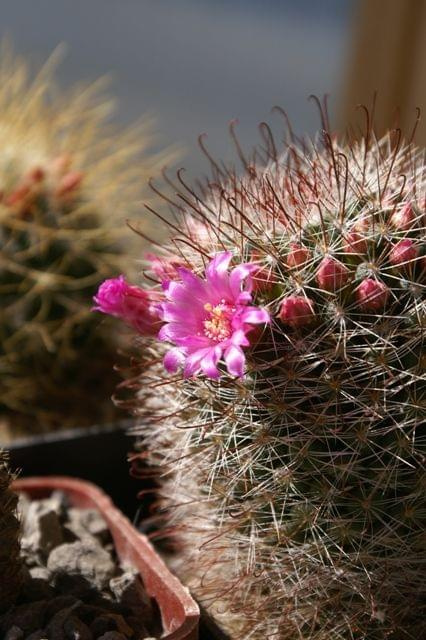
99 105 425 639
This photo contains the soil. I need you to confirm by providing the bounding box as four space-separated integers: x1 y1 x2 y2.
0 491 161 640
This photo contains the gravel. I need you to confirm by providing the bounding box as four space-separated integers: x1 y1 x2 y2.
0 492 160 640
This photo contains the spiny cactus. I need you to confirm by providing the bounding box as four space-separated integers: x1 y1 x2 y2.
97 108 425 639
0 44 171 434
0 450 22 612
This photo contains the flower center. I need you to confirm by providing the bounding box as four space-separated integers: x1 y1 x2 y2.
203 301 233 341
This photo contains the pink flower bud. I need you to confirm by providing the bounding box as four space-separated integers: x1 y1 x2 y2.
93 275 162 335
389 239 418 266
390 203 415 230
356 278 389 311
286 242 311 268
316 257 351 291
343 231 368 255
49 154 72 177
5 183 32 208
145 253 185 283
29 167 45 183
279 295 315 327
55 171 84 197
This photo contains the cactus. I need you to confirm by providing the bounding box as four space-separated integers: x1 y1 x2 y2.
0 450 22 612
0 45 170 433
98 110 426 638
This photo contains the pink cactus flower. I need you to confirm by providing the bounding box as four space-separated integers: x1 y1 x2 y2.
279 295 315 327
343 231 368 255
286 242 311 268
356 278 389 311
390 203 415 230
389 239 418 266
93 275 161 335
158 251 270 379
316 257 351 291
145 253 186 283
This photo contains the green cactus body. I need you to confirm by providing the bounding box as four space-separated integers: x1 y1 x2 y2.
132 126 425 639
0 450 22 612
0 46 169 433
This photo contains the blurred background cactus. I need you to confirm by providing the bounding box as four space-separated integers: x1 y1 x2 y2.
124 110 425 639
0 450 22 612
0 44 172 436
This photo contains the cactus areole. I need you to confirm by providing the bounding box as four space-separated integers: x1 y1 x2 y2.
95 106 426 639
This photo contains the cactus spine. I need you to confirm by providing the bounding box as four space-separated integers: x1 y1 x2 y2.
0 450 22 613
116 113 426 639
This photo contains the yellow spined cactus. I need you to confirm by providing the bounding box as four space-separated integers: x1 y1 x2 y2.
0 44 173 434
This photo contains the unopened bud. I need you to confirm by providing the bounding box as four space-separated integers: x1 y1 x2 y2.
286 242 311 268
390 203 415 231
316 257 351 291
29 167 45 183
145 253 185 283
56 171 84 197
389 239 418 266
356 278 389 311
5 183 32 208
343 231 367 255
93 275 162 335
279 295 315 327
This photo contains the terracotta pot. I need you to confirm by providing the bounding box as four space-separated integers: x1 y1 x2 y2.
13 476 199 640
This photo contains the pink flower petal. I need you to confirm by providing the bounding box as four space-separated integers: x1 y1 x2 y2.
164 348 185 373
158 322 194 342
235 291 253 305
229 263 257 296
184 349 209 377
200 346 222 379
224 345 245 377
206 251 233 294
229 328 250 347
240 307 270 324
207 251 233 279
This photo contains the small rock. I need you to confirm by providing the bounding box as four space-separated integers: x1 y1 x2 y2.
90 614 116 637
22 501 64 558
29 567 51 581
45 596 80 619
21 576 54 601
49 491 69 516
0 601 47 636
3 626 24 640
45 603 81 640
80 509 109 541
47 541 115 591
65 508 109 545
63 615 93 640
17 493 31 521
125 616 150 638
108 570 138 602
72 603 106 626
26 631 48 640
